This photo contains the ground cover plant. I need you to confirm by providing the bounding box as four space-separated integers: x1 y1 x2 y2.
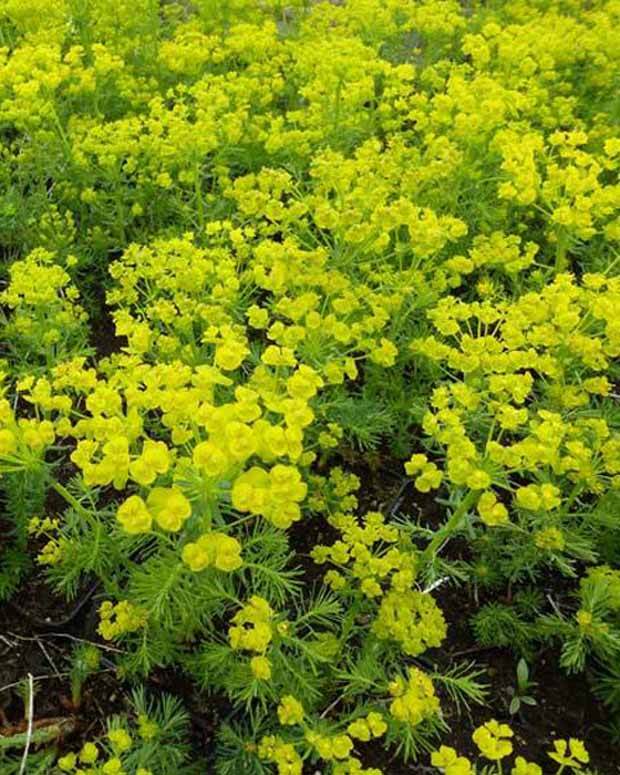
0 0 620 772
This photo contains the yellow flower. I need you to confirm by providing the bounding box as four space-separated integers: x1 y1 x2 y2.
116 495 152 534
477 491 509 526
250 655 272 680
515 485 541 511
213 533 244 571
215 340 249 371
181 532 243 572
388 668 440 726
128 439 170 485
466 470 492 495
0 428 17 455
306 732 353 761
370 338 398 366
286 365 323 400
108 728 132 753
373 590 447 656
79 742 99 764
192 440 231 478
247 305 269 328
146 486 191 531
431 746 473 775
472 719 513 761
348 712 387 741
259 735 303 775
229 596 274 653
534 527 565 551
348 719 372 742
137 714 159 741
511 756 542 775
548 739 589 769
277 695 304 725
58 753 78 772
101 758 124 775
231 466 271 513
97 600 146 641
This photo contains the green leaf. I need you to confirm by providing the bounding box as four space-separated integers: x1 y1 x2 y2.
516 657 529 688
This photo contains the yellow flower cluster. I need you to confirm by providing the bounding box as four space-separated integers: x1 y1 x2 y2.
472 719 513 761
229 596 274 654
312 510 446 654
347 712 387 742
304 731 353 761
373 589 447 657
432 724 589 775
28 515 67 565
432 745 473 775
231 464 308 529
98 600 147 641
182 532 242 572
388 668 440 727
534 527 565 552
258 736 303 775
312 511 415 595
277 696 304 726
0 248 88 367
307 467 360 521
55 704 161 775
408 273 620 568
548 738 590 769
116 487 191 534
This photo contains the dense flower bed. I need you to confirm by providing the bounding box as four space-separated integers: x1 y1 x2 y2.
1 1 620 773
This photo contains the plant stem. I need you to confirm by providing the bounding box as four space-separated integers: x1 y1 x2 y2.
555 231 569 272
51 480 91 519
194 159 205 231
420 489 478 567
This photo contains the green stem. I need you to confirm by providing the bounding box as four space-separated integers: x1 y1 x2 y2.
0 718 76 750
223 513 257 531
50 106 72 159
194 159 205 231
51 480 91 519
561 481 582 514
333 78 343 135
114 186 127 244
420 489 478 567
555 231 569 272
339 601 359 646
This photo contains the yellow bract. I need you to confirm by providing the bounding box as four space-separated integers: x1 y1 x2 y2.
182 533 243 572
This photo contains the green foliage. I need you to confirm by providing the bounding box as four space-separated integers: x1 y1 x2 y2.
70 643 102 708
0 463 48 599
471 603 535 657
507 658 538 716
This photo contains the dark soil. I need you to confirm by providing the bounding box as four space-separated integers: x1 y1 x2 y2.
0 570 225 763
0 576 123 746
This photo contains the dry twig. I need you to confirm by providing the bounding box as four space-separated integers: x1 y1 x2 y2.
18 673 33 775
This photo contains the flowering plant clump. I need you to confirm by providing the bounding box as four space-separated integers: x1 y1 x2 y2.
0 0 618 771
47 689 197 775
432 721 589 775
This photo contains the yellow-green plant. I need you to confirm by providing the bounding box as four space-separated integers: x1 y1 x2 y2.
0 0 619 770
